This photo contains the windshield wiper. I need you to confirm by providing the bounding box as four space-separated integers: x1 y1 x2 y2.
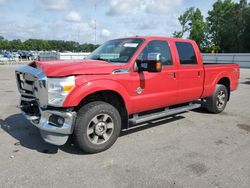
94 57 126 64
108 59 127 63
96 58 110 63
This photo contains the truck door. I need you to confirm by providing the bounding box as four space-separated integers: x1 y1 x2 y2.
130 40 178 113
174 41 204 103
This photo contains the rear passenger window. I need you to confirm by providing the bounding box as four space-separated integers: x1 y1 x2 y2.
175 42 197 65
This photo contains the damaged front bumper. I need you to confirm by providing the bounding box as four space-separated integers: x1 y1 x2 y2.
19 99 76 145
18 99 76 145
15 65 76 146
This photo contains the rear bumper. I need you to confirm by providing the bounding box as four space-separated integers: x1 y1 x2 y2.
19 102 76 145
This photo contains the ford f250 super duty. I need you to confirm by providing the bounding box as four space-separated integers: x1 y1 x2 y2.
15 36 239 153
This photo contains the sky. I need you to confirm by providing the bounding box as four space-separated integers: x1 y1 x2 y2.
0 0 222 44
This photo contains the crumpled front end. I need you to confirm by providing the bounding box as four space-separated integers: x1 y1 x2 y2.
15 65 76 145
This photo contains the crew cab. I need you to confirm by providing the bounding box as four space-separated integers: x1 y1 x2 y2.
15 36 239 153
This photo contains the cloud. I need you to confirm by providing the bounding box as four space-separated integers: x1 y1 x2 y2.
65 11 81 23
107 0 143 16
107 0 183 16
0 19 43 40
89 19 97 29
0 0 188 44
40 0 68 10
135 20 157 30
145 0 183 15
101 29 111 37
0 0 7 5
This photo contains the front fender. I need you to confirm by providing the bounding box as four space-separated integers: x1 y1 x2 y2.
63 79 132 113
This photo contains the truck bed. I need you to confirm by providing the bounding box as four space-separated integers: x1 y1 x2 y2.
202 63 240 98
203 63 237 65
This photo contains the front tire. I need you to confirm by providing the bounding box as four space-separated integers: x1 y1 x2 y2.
74 101 121 153
206 84 228 114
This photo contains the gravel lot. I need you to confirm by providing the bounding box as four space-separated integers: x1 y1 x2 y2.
0 65 250 188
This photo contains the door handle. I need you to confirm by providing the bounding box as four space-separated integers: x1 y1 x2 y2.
168 72 176 78
198 71 201 77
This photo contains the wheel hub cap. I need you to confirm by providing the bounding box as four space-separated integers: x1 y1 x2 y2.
217 91 226 108
94 122 107 136
86 113 114 145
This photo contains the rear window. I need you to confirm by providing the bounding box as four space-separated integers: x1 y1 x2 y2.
175 42 197 65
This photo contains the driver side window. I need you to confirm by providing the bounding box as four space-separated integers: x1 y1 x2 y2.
138 40 173 67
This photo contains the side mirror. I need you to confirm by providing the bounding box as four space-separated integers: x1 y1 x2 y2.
136 53 162 73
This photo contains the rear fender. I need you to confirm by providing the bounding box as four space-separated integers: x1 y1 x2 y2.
203 71 232 98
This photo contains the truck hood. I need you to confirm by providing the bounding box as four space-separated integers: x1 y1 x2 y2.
32 60 122 77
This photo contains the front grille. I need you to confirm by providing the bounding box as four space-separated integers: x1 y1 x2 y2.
15 65 48 107
16 72 36 97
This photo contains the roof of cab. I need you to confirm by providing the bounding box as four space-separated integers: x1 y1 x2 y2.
116 35 195 43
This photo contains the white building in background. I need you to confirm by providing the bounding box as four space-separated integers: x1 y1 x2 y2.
58 52 91 60
38 52 91 60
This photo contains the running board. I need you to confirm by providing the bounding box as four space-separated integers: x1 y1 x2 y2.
129 103 201 125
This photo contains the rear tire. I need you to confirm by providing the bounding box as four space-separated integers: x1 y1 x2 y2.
74 101 121 153
206 84 228 114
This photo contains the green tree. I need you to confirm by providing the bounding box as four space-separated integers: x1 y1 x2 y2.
173 7 194 38
242 6 250 52
0 38 102 52
0 39 10 50
189 8 207 50
10 39 23 50
173 8 207 50
206 0 249 52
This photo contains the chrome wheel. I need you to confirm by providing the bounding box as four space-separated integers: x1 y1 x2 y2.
216 90 226 109
87 114 114 145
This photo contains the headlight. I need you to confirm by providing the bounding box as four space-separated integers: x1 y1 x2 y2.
47 76 75 107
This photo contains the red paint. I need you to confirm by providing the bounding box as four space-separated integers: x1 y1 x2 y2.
34 36 240 115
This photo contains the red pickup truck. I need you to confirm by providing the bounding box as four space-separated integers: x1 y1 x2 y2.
15 36 239 153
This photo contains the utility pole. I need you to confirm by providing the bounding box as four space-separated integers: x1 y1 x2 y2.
77 24 80 43
94 3 97 44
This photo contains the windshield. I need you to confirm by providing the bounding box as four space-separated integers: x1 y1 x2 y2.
88 38 143 63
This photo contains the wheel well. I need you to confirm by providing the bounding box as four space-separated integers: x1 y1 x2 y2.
217 77 230 100
76 90 128 129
